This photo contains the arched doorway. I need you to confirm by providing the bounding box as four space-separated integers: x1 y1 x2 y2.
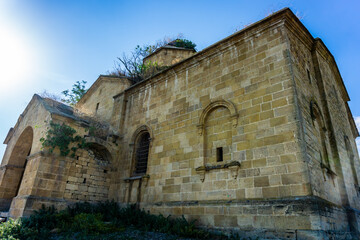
0 127 33 211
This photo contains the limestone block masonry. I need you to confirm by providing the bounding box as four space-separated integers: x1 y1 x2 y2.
0 8 359 239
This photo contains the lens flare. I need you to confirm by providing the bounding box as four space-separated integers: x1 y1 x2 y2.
0 22 34 95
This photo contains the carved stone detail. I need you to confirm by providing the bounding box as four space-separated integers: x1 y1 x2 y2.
198 99 239 133
195 161 241 181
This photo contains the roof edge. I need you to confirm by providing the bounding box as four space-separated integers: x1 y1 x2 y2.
124 7 293 93
3 128 14 144
313 38 350 102
144 46 196 60
76 75 130 106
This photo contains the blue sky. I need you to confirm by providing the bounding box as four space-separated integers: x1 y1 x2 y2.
0 0 360 158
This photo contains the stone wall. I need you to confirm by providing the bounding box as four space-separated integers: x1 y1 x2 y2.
76 75 132 123
143 47 195 67
63 148 111 202
1 8 359 238
113 15 310 209
143 196 353 239
0 95 51 212
285 21 360 210
9 145 113 218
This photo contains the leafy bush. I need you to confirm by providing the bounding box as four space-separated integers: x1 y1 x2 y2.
112 205 209 238
0 218 23 239
72 213 116 234
0 202 233 239
0 218 36 240
66 201 120 222
22 205 58 231
172 39 197 50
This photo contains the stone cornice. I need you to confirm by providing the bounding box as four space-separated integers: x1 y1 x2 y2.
27 151 76 162
147 196 345 209
0 164 24 171
3 128 14 144
143 46 196 62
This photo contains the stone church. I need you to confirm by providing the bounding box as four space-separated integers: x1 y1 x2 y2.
0 8 359 239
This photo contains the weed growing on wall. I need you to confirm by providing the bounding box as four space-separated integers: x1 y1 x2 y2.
40 121 88 157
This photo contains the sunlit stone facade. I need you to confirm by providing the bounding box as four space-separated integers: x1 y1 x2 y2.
1 8 359 239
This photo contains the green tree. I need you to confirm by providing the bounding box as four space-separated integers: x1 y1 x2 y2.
61 80 87 106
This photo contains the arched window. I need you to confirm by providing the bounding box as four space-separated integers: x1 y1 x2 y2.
133 132 150 175
344 135 359 187
197 100 238 166
310 101 330 169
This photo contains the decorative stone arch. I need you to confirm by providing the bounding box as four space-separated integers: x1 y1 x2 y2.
130 125 154 145
85 136 115 161
129 125 153 177
310 100 326 131
344 135 359 189
310 100 331 170
7 126 34 167
87 142 113 163
197 100 238 136
196 100 240 181
0 126 34 211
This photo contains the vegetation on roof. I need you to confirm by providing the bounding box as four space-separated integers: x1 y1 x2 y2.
39 37 196 102
168 39 196 51
108 35 196 84
38 80 88 106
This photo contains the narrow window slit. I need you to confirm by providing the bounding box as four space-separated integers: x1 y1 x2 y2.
216 147 223 162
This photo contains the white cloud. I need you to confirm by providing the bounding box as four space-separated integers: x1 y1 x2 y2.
354 116 360 153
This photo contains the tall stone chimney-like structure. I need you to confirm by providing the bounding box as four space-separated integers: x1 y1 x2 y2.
143 40 196 67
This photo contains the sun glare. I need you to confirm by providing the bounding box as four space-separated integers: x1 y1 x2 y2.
0 23 34 94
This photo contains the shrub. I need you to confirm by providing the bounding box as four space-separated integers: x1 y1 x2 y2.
172 39 196 50
0 218 23 239
1 202 230 239
0 218 36 240
71 213 112 234
22 205 58 231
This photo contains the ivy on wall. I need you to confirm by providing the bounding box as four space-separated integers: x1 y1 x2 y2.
40 121 88 157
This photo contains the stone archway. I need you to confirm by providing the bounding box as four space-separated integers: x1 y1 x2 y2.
0 127 33 211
